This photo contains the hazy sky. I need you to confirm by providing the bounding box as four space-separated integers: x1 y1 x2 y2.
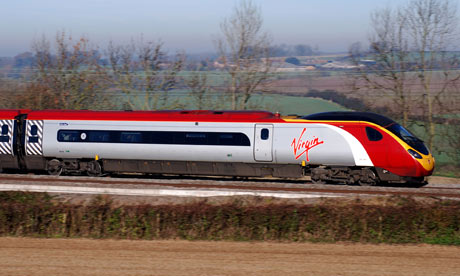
0 0 424 56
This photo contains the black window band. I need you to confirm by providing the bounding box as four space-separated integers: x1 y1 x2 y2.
57 130 251 146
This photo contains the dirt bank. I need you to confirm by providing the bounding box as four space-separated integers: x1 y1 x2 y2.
0 238 459 276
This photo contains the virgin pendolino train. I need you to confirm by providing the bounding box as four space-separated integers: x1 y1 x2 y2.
0 109 434 186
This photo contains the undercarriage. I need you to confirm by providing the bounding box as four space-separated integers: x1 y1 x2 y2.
309 166 426 187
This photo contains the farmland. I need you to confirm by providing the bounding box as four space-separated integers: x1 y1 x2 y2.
1 237 459 276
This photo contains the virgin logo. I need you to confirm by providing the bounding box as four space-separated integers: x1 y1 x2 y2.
291 128 324 161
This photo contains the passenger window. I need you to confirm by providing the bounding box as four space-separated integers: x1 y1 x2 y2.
120 132 142 143
186 133 207 139
89 131 110 142
1 125 8 135
366 127 383 141
58 131 80 142
31 125 38 136
261 128 269 140
185 133 207 145
220 133 234 140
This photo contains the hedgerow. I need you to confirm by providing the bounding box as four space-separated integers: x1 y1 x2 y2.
0 192 458 245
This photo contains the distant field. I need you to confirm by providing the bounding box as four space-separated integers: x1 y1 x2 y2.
248 94 348 115
122 90 348 116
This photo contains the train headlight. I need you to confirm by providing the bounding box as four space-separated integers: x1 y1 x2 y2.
408 149 422 159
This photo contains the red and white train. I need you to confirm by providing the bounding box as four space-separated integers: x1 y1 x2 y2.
0 109 434 186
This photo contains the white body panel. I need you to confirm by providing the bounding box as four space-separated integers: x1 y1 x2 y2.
272 123 372 166
40 120 373 167
42 121 256 163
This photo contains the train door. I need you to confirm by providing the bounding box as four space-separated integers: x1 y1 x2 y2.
24 120 44 156
0 118 19 170
0 119 14 156
254 124 273 162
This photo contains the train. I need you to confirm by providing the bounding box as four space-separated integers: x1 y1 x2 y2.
0 109 434 186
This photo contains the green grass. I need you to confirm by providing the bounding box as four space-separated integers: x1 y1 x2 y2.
249 94 348 115
118 90 348 116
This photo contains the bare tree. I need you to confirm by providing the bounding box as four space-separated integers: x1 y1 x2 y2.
443 87 460 168
30 31 109 110
350 0 459 152
0 77 24 108
184 69 212 110
349 7 414 127
106 37 185 110
216 0 273 110
405 0 459 150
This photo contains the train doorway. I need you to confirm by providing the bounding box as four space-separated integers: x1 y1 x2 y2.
254 124 273 162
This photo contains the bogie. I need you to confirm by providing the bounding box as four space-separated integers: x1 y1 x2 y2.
310 166 380 186
46 159 63 176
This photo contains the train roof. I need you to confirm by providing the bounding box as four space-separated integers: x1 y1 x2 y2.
0 109 398 126
302 111 396 127
0 109 26 119
25 110 284 122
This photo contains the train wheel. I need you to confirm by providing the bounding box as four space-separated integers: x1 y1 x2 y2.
311 167 327 184
311 177 326 184
357 168 377 186
47 159 63 176
87 161 102 177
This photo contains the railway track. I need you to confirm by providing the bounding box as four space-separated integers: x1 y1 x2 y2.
0 173 459 200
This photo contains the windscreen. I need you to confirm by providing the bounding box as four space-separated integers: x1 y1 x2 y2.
386 124 429 155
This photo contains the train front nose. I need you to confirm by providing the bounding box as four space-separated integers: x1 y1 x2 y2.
412 151 435 176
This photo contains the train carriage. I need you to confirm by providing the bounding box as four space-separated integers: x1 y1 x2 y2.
0 109 434 186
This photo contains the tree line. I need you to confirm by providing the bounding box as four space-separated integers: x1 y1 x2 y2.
0 0 273 111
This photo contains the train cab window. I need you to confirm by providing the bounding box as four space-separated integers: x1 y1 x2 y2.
366 127 383 141
30 125 38 136
261 128 269 140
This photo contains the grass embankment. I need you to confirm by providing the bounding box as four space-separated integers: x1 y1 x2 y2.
0 192 458 245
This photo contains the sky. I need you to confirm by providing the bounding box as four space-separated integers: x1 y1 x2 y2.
0 0 429 57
